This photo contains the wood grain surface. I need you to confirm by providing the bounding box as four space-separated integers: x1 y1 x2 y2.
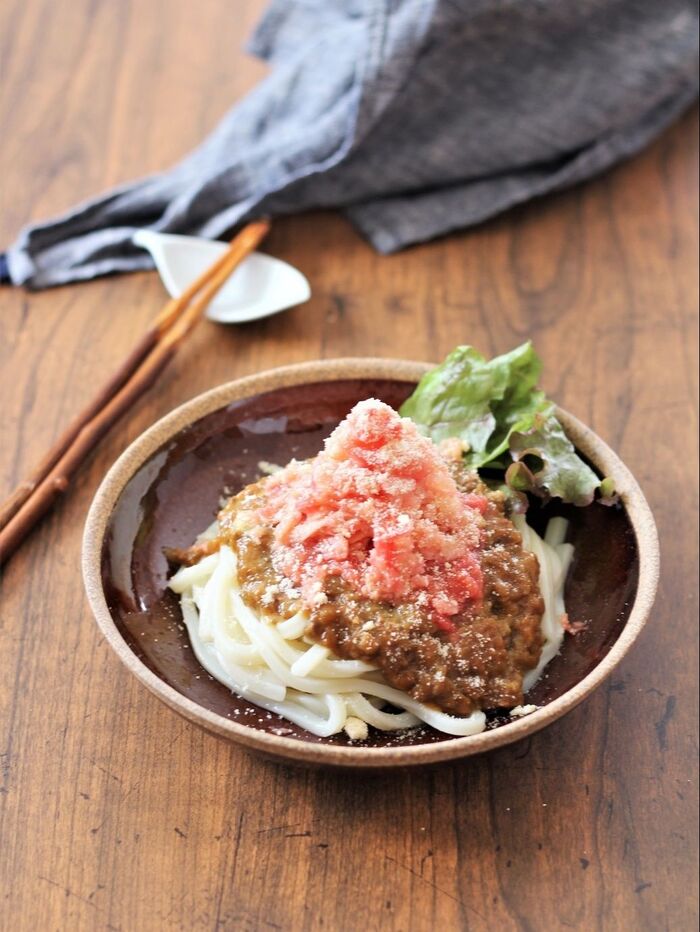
0 1 697 929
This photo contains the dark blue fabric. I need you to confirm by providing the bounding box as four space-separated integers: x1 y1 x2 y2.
0 253 10 284
5 0 698 289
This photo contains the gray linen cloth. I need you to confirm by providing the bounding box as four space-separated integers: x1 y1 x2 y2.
4 0 698 289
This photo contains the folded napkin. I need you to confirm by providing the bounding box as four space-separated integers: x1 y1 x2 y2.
4 0 698 289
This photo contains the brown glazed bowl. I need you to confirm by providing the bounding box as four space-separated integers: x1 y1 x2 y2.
82 359 659 768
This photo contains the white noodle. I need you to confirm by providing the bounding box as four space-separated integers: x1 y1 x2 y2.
169 516 571 739
516 515 573 692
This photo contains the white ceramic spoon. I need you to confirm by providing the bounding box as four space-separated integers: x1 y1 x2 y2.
132 230 311 324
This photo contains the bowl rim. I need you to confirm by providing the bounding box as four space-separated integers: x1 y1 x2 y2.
82 358 660 768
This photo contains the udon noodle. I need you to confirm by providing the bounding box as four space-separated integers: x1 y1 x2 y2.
168 515 573 739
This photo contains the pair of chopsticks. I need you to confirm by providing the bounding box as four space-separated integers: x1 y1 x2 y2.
0 220 271 565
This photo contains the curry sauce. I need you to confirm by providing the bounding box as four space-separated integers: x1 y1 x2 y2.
219 466 544 716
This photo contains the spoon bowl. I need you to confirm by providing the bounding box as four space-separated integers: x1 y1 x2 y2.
133 230 311 324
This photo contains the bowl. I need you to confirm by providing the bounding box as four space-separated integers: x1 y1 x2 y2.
82 359 659 768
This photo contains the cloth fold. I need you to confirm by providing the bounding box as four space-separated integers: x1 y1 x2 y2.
4 0 698 289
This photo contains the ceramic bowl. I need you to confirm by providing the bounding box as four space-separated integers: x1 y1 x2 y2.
82 359 659 768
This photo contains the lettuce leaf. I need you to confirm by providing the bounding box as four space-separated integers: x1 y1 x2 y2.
399 342 614 506
506 407 604 506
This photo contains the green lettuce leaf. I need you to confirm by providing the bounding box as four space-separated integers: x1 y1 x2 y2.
506 407 605 506
399 342 546 467
399 342 615 506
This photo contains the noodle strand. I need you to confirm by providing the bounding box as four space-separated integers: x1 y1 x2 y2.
170 517 571 739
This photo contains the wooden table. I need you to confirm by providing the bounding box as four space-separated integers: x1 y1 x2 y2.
1 2 697 929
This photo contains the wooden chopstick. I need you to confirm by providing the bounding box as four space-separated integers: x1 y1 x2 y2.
0 240 248 533
0 219 270 564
